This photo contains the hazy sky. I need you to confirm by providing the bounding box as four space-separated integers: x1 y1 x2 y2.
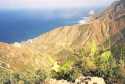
0 0 114 9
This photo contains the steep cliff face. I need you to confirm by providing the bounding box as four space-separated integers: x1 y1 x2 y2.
0 0 125 71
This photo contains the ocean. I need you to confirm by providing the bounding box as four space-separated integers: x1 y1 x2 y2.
0 7 103 43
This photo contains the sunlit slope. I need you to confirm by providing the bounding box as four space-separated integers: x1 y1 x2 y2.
0 0 125 72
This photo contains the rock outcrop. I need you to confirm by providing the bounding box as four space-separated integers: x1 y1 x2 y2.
75 76 105 84
43 76 106 84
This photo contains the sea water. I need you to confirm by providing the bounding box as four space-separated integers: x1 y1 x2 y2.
0 7 103 43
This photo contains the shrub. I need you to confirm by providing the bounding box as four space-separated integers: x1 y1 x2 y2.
0 69 11 84
0 68 47 84
50 60 80 82
50 69 79 82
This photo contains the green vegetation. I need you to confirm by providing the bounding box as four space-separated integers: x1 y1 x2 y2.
48 40 125 84
0 69 47 84
50 59 79 82
0 40 125 84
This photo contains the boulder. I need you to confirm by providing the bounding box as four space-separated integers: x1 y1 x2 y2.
75 76 106 84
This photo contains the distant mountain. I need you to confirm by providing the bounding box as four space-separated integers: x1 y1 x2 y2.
0 0 125 73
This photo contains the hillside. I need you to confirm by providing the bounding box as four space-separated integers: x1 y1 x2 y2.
0 0 125 83
0 0 124 71
23 0 125 70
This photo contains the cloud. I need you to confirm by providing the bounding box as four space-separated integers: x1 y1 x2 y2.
0 0 114 9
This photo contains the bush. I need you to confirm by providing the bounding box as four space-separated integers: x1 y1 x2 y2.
34 69 47 83
71 47 124 84
50 69 79 82
0 68 47 84
0 69 11 84
50 60 80 82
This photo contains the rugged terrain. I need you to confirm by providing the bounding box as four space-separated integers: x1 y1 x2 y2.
0 0 125 83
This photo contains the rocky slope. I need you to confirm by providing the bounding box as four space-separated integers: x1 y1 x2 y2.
0 0 125 72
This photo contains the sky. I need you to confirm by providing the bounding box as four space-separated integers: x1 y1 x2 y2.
0 0 115 9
